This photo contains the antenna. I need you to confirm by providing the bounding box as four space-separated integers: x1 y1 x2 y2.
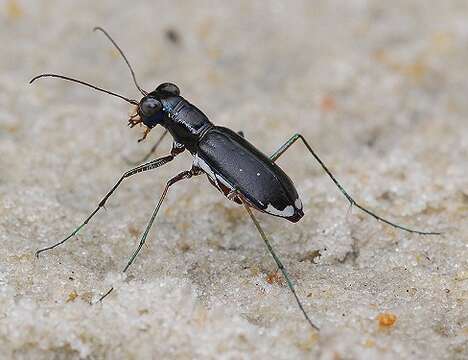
29 74 139 105
93 26 148 96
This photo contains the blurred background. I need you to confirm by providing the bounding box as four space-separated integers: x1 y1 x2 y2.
0 1 467 359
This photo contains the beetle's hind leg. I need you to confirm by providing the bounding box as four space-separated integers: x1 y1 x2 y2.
270 133 440 235
239 195 319 330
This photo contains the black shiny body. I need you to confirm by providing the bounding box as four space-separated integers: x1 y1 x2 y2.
158 93 213 153
30 28 438 332
197 127 303 222
151 91 303 223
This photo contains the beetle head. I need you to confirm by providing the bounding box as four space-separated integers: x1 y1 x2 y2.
128 82 180 141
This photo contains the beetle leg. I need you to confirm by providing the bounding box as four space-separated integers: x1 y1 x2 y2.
238 195 319 331
122 168 200 273
36 154 178 257
270 133 440 235
125 129 169 165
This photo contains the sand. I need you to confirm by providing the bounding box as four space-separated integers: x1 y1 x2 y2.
1 1 467 359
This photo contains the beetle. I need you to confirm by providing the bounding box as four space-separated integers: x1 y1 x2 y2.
30 27 440 331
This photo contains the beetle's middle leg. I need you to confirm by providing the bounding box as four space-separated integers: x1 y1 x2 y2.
98 168 200 302
270 133 440 235
122 168 201 273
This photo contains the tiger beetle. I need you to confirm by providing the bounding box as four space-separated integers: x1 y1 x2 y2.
30 27 440 331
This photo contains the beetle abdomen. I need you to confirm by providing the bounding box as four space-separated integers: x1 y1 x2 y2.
196 127 303 222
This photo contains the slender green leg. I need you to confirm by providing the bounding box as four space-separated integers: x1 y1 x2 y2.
36 154 176 257
125 129 169 165
241 198 319 331
122 169 197 272
270 133 440 236
98 169 197 302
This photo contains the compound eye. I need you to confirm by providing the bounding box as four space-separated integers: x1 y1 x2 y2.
140 97 162 117
156 82 180 96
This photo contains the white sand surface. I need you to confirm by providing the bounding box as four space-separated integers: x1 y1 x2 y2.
1 1 467 359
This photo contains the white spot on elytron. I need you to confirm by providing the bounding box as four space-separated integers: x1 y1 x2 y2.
215 173 233 190
295 198 303 209
265 204 294 217
239 168 243 172
193 154 216 181
256 172 260 176
193 154 233 193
